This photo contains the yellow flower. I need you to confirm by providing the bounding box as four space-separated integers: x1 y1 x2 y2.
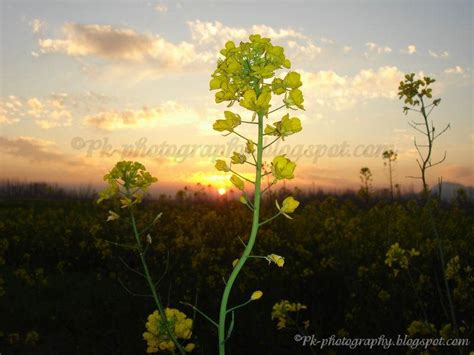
239 87 272 113
213 111 241 132
215 159 230 172
271 78 286 95
269 254 285 267
272 155 296 180
245 140 255 154
239 195 247 204
230 175 245 190
251 290 263 300
283 71 302 89
184 343 196 352
265 114 302 140
285 88 305 109
106 210 120 222
230 152 246 164
280 196 300 213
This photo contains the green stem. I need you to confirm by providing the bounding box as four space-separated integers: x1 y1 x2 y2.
229 169 255 184
180 301 218 328
130 210 185 355
217 111 264 354
259 212 282 227
226 299 252 314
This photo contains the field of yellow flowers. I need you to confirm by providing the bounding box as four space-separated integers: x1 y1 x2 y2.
1 187 473 354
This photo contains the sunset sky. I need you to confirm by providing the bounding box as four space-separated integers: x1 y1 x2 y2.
1 0 472 194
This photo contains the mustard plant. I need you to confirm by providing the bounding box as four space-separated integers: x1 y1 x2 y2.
98 161 189 354
208 34 304 354
382 150 397 199
398 73 449 195
358 167 372 201
398 76 463 354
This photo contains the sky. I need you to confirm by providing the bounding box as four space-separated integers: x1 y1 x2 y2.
0 0 472 194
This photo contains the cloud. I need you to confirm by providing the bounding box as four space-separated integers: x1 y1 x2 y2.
365 42 392 55
287 40 322 58
35 20 332 78
428 50 449 58
0 96 22 124
444 66 464 74
402 45 416 54
37 23 209 69
302 66 404 110
83 101 202 130
187 20 308 46
0 136 79 165
342 46 352 53
154 3 168 12
30 18 46 34
186 20 320 59
441 164 473 185
1 94 72 128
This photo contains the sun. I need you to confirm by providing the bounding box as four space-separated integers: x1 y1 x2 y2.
218 187 227 196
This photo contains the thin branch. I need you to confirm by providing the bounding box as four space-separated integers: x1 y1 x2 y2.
118 257 145 278
154 250 170 287
229 169 255 184
408 122 429 136
231 130 251 142
180 302 219 328
117 278 153 298
263 137 280 150
428 151 447 168
433 124 450 140
105 240 137 250
268 104 286 115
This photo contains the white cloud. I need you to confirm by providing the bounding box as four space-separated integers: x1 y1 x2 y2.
30 18 46 34
287 40 322 58
365 42 392 55
444 66 464 74
154 3 168 12
187 20 308 46
83 101 202 130
35 20 334 77
37 23 209 69
402 45 416 54
343 46 352 53
429 50 449 58
1 94 72 128
302 66 404 110
186 20 319 59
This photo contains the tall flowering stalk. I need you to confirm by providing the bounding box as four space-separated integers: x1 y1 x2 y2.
209 35 304 354
97 161 190 354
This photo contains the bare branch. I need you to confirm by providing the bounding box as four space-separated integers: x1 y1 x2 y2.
428 151 447 168
154 250 170 287
118 278 153 298
408 122 429 136
433 124 450 140
118 257 145 278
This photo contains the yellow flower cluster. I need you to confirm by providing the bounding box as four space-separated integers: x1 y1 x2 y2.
97 161 158 208
384 242 420 276
406 320 436 337
271 300 308 330
143 308 195 353
209 34 302 109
